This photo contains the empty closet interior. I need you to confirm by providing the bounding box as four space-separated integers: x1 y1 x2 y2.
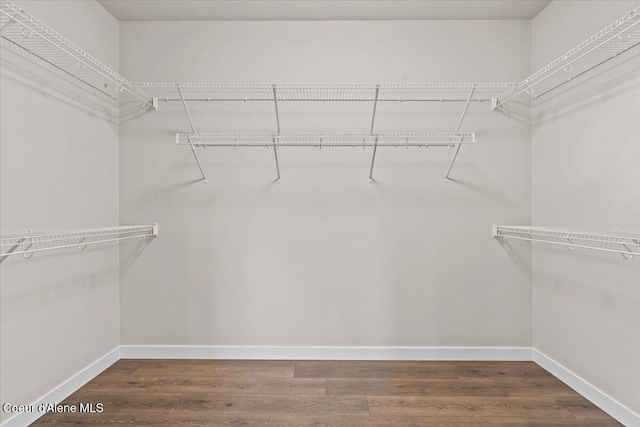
1 0 639 426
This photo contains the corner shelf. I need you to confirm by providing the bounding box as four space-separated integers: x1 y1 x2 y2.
493 225 640 260
0 224 158 260
0 0 153 106
496 5 640 107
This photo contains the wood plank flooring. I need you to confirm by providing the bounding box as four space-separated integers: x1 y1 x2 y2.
32 360 622 426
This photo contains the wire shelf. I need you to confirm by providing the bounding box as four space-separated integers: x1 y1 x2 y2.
136 83 515 103
497 6 640 106
493 225 640 260
0 0 152 105
176 132 476 148
0 224 158 259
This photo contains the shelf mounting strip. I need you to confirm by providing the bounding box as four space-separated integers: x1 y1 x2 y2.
493 225 640 260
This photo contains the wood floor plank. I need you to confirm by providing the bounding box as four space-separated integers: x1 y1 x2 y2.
495 377 582 398
100 360 144 376
367 396 575 419
327 378 508 397
83 375 158 391
133 360 295 378
553 395 624 424
268 414 479 426
165 394 370 416
148 376 326 395
32 411 270 426
453 362 552 379
456 419 620 427
294 361 459 379
51 391 184 414
128 360 294 369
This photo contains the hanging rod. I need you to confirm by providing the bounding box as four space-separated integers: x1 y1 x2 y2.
0 0 153 106
495 5 640 107
176 132 476 147
493 225 640 260
0 224 158 260
135 83 515 104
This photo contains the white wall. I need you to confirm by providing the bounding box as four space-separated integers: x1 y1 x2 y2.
118 21 532 347
0 1 120 423
531 0 640 416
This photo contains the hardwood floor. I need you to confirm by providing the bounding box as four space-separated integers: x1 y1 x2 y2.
32 360 622 426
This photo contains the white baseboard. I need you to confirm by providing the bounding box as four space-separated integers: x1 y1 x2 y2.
533 349 640 427
119 345 532 361
1 347 120 427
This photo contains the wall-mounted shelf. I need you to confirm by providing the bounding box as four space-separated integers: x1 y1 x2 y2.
493 225 640 260
176 132 475 147
495 5 640 107
169 82 485 184
136 82 515 104
0 0 153 106
177 132 475 184
0 224 158 260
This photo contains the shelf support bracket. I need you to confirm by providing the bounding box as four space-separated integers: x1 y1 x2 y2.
0 237 26 263
273 85 282 183
369 137 378 183
273 85 281 134
368 85 380 182
0 17 16 35
178 86 207 184
272 137 281 183
370 85 380 134
445 86 476 183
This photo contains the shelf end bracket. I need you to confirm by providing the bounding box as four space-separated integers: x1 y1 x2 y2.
178 86 207 183
445 86 476 182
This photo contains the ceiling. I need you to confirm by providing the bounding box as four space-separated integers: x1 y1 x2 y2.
98 0 552 21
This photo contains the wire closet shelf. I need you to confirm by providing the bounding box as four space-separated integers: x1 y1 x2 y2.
493 225 640 260
496 5 640 107
136 82 515 104
0 0 152 106
176 132 476 148
0 225 158 260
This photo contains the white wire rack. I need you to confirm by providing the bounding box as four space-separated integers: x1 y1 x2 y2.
176 132 476 147
496 5 640 107
171 81 482 183
0 224 158 260
493 225 640 260
135 82 515 103
176 132 475 184
0 0 152 106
